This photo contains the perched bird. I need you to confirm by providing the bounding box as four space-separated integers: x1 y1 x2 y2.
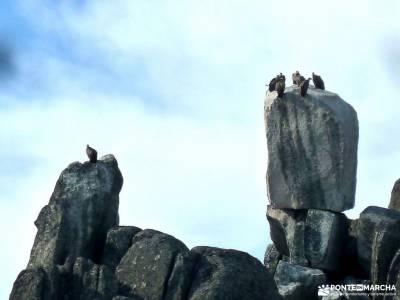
312 72 325 90
300 78 311 97
292 71 305 86
86 145 98 163
266 72 286 95
267 76 278 92
292 71 300 84
298 75 305 86
275 79 285 98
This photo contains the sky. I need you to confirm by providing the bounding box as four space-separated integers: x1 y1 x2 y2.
1 0 400 298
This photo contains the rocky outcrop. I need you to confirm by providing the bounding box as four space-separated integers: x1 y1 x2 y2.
116 229 189 299
265 85 358 212
188 247 280 300
264 85 400 299
11 81 400 300
28 154 123 271
115 233 281 300
11 155 123 300
357 206 400 285
10 155 281 300
102 226 142 271
10 268 47 300
164 246 281 300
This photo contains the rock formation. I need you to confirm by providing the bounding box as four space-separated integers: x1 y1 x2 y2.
10 155 280 300
28 154 122 272
10 81 400 299
265 85 358 212
264 84 400 299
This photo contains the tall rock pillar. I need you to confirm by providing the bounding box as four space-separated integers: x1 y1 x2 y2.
264 85 359 299
10 154 123 299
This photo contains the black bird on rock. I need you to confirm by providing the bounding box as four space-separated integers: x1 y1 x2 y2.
275 79 285 98
300 78 311 97
292 71 300 84
267 73 285 92
312 72 325 90
292 71 305 86
298 75 305 86
267 76 278 92
86 145 98 163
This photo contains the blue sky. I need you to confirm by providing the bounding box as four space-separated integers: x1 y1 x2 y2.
1 0 400 298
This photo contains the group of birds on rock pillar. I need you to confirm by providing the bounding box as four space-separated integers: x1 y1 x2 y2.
267 71 325 98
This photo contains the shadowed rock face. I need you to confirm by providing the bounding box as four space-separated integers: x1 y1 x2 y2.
266 206 308 266
116 229 189 300
304 209 346 271
265 85 358 212
71 257 118 299
9 268 46 300
267 206 346 272
357 206 400 283
274 261 326 300
102 226 142 271
186 247 280 300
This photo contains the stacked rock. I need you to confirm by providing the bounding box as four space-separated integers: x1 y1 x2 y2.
265 85 400 299
264 85 362 299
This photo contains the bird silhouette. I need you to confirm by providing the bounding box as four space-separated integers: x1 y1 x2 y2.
312 72 325 90
86 145 98 163
300 78 311 97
